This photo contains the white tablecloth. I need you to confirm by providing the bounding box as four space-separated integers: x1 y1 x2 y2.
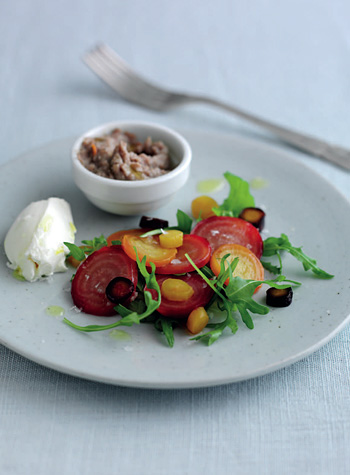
1 1 350 474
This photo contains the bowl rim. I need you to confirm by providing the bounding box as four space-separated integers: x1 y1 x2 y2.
71 120 192 188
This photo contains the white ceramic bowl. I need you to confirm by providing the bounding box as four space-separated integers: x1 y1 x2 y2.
71 120 192 215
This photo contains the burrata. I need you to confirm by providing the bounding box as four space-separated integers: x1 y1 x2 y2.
4 197 76 282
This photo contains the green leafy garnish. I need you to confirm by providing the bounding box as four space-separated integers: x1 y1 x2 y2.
154 317 176 348
63 253 162 332
64 235 109 262
185 253 300 345
64 242 86 262
212 172 255 217
259 259 282 275
262 233 334 279
199 265 216 279
81 235 108 252
176 209 193 233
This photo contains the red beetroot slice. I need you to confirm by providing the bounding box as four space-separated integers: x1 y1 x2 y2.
191 216 263 259
71 246 138 316
155 235 211 275
146 273 214 318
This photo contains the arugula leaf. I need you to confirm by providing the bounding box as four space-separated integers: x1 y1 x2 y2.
260 260 281 275
185 253 239 344
212 172 255 217
262 233 334 279
195 275 299 344
64 234 109 262
199 265 216 279
63 254 162 332
81 235 108 254
154 318 175 348
195 298 239 345
127 298 146 315
227 275 298 326
176 209 193 233
185 252 300 344
64 242 86 262
216 254 239 289
225 276 276 326
114 254 162 323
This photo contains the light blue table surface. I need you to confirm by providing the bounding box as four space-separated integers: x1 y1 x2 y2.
1 1 350 474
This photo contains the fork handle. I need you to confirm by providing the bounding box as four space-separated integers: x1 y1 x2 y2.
182 94 350 170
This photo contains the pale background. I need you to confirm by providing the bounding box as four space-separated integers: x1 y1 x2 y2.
1 1 350 474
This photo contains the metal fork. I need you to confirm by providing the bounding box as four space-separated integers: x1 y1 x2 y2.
83 44 350 170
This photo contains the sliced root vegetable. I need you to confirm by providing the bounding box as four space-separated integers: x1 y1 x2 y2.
191 215 263 258
161 278 194 301
71 246 138 316
191 195 219 220
239 207 265 231
186 307 209 334
106 228 149 246
266 287 293 307
122 234 177 268
159 230 183 249
210 243 264 287
155 234 211 275
139 216 169 229
146 273 214 318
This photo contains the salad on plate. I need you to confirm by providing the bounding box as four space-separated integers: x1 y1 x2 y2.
60 172 333 347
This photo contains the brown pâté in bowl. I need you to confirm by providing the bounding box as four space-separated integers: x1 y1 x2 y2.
78 128 173 180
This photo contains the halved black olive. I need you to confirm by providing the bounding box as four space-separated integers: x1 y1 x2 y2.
139 216 169 229
106 277 134 304
266 287 293 307
239 207 265 231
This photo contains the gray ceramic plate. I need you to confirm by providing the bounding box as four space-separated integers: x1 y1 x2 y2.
1 130 349 388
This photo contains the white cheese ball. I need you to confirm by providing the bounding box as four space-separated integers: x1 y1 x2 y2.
4 197 76 282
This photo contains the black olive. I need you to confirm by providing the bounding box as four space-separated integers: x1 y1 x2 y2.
139 216 169 229
106 277 134 304
239 207 265 231
266 287 293 307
